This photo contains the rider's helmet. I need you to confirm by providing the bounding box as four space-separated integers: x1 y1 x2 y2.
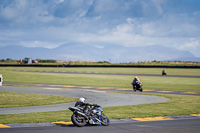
135 76 138 80
78 97 85 103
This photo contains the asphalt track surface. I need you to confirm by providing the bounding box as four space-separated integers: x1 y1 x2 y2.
3 82 200 96
1 118 200 133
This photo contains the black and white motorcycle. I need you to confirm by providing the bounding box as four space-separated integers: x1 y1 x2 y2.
68 104 110 127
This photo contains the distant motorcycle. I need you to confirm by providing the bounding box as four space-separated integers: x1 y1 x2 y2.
132 81 143 92
68 104 110 127
162 70 167 76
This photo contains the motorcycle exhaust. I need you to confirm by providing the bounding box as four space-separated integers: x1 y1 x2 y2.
76 111 89 119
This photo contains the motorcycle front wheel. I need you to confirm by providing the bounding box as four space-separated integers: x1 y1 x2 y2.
71 114 85 127
101 114 110 126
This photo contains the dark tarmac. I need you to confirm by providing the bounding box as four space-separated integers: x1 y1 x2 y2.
1 118 200 133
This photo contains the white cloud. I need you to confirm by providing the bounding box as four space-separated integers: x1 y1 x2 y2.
57 0 65 4
70 23 184 48
79 11 85 17
182 38 199 48
19 40 63 49
179 38 200 57
93 45 104 49
126 18 136 24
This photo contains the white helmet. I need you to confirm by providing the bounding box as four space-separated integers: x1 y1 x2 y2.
78 97 85 103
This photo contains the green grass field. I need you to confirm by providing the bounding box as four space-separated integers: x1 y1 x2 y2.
0 67 199 124
0 92 77 108
104 93 200 119
1 67 200 92
1 67 200 76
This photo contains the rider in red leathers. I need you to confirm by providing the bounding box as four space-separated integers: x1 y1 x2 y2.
131 76 142 92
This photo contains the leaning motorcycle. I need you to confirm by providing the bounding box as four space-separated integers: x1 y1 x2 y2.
162 71 167 76
68 104 110 127
132 81 143 92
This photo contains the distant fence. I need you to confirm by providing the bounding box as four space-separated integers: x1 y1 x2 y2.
0 64 200 68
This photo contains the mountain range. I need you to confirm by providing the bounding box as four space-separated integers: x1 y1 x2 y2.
1 43 200 62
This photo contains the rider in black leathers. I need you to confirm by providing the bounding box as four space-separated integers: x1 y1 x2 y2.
75 97 99 114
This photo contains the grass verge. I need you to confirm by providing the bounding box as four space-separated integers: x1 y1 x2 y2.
1 67 200 76
103 93 200 119
0 92 77 108
0 93 199 124
1 70 200 92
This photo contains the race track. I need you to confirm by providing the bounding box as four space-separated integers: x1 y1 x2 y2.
0 84 199 133
0 70 199 132
0 86 168 115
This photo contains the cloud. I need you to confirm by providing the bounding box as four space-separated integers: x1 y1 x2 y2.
180 38 200 57
182 38 200 48
151 0 166 15
0 0 200 59
19 40 63 49
56 0 65 4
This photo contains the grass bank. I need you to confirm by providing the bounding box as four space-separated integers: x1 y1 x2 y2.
104 93 200 119
1 67 200 76
1 70 200 92
0 93 199 124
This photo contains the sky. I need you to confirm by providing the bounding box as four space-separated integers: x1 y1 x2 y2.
0 0 200 58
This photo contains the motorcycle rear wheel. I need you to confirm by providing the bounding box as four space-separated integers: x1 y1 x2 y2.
71 114 85 127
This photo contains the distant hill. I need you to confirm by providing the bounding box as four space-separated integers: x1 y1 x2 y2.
1 43 199 62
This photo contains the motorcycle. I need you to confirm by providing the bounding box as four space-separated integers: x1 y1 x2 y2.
162 70 167 76
68 104 110 127
132 81 143 92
